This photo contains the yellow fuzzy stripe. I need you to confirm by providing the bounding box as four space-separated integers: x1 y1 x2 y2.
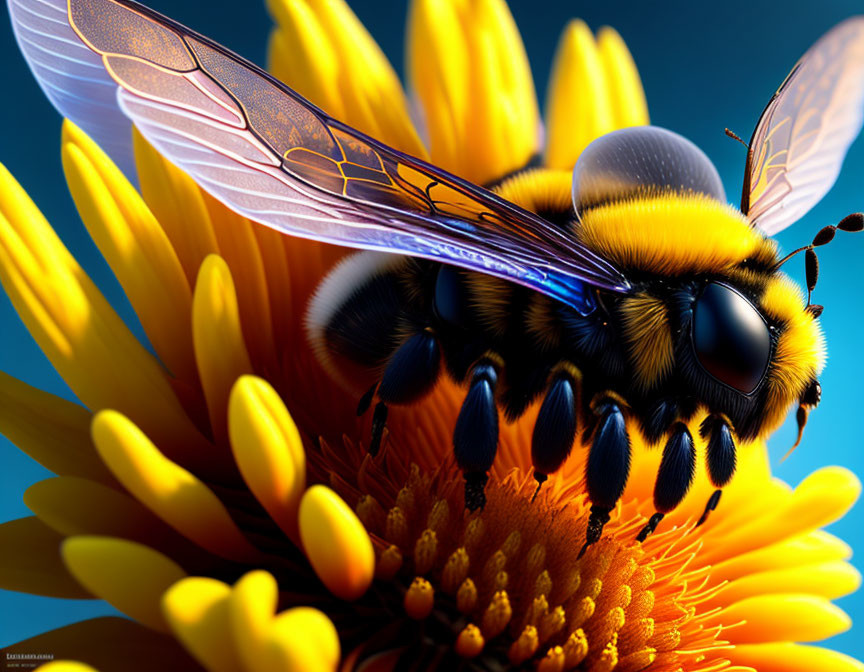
578 193 764 276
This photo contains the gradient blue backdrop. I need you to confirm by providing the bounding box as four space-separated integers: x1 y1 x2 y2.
2 0 863 661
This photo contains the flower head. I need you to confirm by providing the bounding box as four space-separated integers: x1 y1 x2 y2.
0 1 861 671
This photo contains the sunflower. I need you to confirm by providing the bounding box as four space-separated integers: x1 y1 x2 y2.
0 0 861 671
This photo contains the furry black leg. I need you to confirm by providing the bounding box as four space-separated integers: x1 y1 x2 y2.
377 329 441 404
356 382 377 416
580 398 631 556
638 422 695 541
369 401 388 457
636 512 665 542
644 398 678 445
453 360 500 511
700 415 736 487
366 330 441 456
693 415 736 528
531 372 578 496
696 489 723 527
579 504 612 559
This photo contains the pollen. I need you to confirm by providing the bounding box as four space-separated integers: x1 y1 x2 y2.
405 577 434 619
309 437 700 670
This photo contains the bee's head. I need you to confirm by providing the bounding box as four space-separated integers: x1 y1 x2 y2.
570 126 841 445
680 273 824 443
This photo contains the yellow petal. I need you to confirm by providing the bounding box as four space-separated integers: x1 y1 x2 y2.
716 594 851 643
0 162 211 473
228 376 305 541
596 27 648 129
709 529 853 585
701 466 861 565
61 121 195 383
230 570 278 672
0 517 90 598
162 577 242 672
264 606 340 672
408 0 537 183
0 371 113 484
62 536 187 632
726 643 864 672
202 193 277 375
295 0 426 158
465 0 538 180
36 663 99 672
23 476 210 565
25 476 159 538
193 255 254 444
132 129 219 287
545 20 614 170
266 3 345 118
298 485 374 600
706 560 861 607
91 410 260 563
252 225 294 351
407 0 468 173
5 617 199 671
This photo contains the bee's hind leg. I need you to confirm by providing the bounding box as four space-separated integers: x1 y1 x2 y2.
365 328 442 456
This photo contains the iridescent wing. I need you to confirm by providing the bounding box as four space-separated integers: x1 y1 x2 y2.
8 0 631 313
743 17 864 236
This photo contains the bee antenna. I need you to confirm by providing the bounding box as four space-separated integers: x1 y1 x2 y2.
772 214 864 307
724 128 749 149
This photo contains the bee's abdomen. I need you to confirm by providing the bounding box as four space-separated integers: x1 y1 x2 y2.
306 252 430 390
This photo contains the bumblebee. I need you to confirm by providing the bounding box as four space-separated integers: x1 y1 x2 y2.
14 0 864 551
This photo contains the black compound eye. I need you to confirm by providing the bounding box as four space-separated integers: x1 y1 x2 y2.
693 283 771 394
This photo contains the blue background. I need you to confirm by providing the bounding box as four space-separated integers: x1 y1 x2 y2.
1 0 863 660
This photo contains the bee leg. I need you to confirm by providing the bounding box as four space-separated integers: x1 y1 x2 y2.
531 368 580 501
454 358 500 511
356 382 378 416
637 422 696 542
369 329 442 456
697 490 723 527
369 401 388 457
579 396 631 558
643 398 679 445
694 414 737 527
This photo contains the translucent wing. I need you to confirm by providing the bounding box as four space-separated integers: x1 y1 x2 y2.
744 17 864 235
8 0 631 313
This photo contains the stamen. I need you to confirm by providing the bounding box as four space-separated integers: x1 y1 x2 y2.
481 590 512 638
413 529 438 575
375 545 402 580
455 624 484 659
441 548 470 594
457 578 478 613
404 577 434 619
538 645 566 672
385 506 408 548
508 625 539 665
535 570 553 599
562 629 589 668
426 499 449 532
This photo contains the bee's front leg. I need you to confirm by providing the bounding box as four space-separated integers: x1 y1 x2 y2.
694 414 738 528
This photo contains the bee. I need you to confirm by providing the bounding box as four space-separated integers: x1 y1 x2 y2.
12 0 864 551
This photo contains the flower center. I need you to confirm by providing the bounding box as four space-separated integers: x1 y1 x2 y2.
301 436 715 671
